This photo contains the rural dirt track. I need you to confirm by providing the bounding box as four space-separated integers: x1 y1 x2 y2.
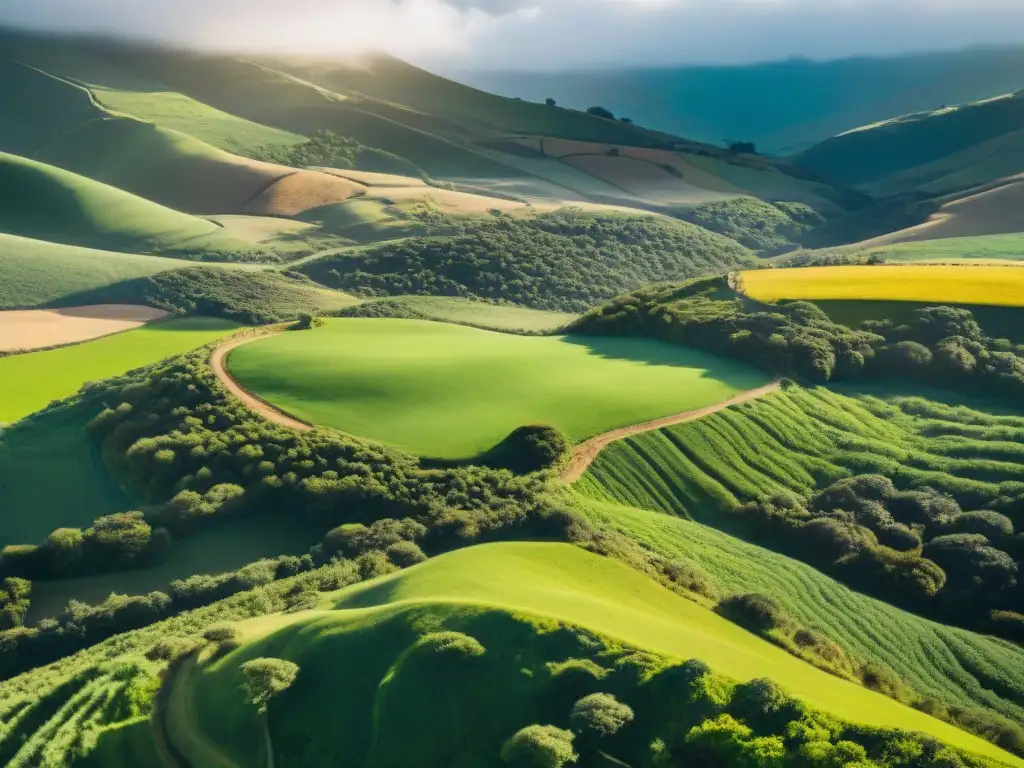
561 380 782 482
210 333 312 432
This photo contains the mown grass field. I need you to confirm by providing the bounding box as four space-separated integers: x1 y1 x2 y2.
741 264 1024 307
0 316 241 423
0 401 133 545
573 384 1024 723
227 318 769 458
575 495 1024 733
181 542 1020 766
857 233 1024 263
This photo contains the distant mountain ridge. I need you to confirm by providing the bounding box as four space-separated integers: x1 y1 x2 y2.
449 46 1024 153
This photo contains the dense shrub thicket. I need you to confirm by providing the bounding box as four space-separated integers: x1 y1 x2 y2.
676 197 824 254
245 130 423 178
298 210 753 312
733 475 1021 636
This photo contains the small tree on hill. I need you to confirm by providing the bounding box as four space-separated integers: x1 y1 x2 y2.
545 98 557 107
294 312 325 330
241 657 299 713
501 724 577 768
569 693 634 739
586 106 616 120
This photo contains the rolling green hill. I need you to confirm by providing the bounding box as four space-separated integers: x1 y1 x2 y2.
181 542 1019 767
795 91 1024 193
0 151 252 254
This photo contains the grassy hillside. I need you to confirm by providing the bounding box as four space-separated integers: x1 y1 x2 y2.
857 233 1024 263
0 233 202 309
740 264 1024 308
227 318 768 458
298 210 753 312
795 91 1024 191
576 495 1024 734
0 57 104 156
183 542 1018 766
341 296 578 333
35 116 289 215
0 151 252 254
0 316 241 423
0 400 135 544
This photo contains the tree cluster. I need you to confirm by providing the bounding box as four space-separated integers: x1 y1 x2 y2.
677 197 824 254
298 210 752 313
245 130 423 178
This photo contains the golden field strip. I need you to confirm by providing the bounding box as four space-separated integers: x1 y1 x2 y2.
741 264 1024 307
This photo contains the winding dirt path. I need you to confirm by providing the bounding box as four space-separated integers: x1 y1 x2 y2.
561 379 781 482
210 333 312 432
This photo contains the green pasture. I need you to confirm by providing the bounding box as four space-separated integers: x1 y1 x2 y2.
347 296 577 333
94 87 304 153
0 151 253 254
182 543 1020 766
227 318 769 458
0 401 133 546
860 233 1024 263
0 233 203 309
0 316 241 423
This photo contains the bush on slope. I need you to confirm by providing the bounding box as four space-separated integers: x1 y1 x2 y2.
298 210 753 312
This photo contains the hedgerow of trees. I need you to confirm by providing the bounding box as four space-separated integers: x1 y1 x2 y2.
298 210 753 312
246 130 423 178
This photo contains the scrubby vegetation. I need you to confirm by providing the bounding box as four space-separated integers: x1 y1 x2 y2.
298 210 753 312
245 129 423 177
677 197 824 254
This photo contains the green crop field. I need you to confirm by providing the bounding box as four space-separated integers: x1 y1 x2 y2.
0 233 204 309
227 318 769 458
0 401 134 545
0 151 252 254
574 495 1024 731
858 233 1024 263
576 384 1024 527
94 87 304 153
180 542 1020 766
0 316 241 423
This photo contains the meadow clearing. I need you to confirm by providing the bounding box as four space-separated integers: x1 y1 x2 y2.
226 318 769 458
0 304 168 352
741 264 1024 307
182 542 1020 766
857 232 1024 263
0 316 240 423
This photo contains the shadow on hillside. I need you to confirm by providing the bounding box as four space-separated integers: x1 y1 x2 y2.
559 334 767 389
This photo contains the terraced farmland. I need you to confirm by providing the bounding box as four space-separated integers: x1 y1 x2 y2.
576 384 1024 519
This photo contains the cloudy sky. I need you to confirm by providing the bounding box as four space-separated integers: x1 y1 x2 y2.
2 0 1024 69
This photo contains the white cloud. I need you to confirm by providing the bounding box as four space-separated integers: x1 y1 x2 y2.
0 0 1023 65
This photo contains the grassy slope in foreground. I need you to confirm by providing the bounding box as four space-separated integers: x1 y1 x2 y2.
573 385 1024 723
0 316 241 424
185 542 1020 766
227 318 769 458
0 151 249 254
742 264 1024 307
0 233 205 309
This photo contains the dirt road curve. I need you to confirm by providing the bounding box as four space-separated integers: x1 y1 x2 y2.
210 333 312 432
560 380 781 482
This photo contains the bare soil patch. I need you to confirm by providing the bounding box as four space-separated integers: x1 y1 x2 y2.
245 170 365 217
316 168 427 187
0 305 169 352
